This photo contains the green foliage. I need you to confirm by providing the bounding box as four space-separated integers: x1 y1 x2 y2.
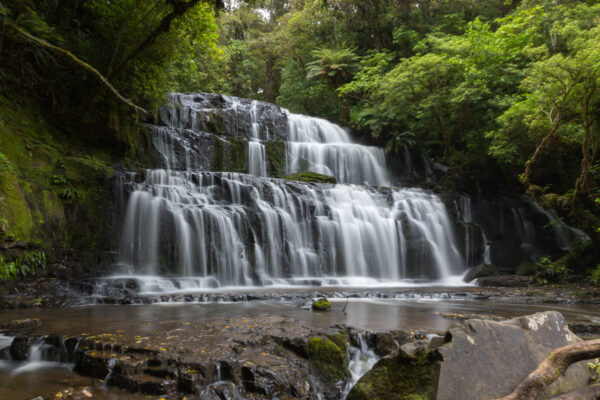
306 46 358 86
0 250 46 280
589 359 600 382
50 175 67 186
535 256 572 284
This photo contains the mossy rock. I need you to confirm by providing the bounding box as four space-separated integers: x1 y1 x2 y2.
308 336 350 382
284 172 336 184
312 298 331 311
327 331 348 355
516 261 537 276
347 351 440 400
265 141 286 178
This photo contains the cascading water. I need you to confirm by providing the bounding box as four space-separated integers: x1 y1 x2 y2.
117 93 466 289
248 100 268 177
285 113 389 185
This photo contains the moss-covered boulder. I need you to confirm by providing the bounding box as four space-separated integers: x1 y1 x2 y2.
311 298 331 311
347 350 440 400
308 336 350 382
516 261 537 276
284 172 337 184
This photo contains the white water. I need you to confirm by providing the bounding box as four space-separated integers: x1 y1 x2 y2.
343 333 379 398
118 93 467 289
286 113 388 185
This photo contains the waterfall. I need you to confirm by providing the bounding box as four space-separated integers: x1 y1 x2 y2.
286 113 389 185
117 93 467 288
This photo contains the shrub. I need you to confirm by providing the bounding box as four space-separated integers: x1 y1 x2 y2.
535 256 572 284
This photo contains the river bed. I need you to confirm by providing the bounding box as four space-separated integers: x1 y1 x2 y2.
1 297 599 400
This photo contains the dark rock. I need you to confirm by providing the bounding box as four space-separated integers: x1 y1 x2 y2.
0 318 41 330
368 331 411 357
568 321 600 339
477 275 533 287
10 336 32 360
463 264 497 282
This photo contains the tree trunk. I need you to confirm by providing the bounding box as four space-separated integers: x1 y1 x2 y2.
573 91 597 208
495 338 600 400
523 120 560 196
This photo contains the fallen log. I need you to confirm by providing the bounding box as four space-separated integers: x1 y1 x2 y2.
496 338 600 400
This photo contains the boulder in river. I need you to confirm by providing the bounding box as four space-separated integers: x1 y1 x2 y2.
348 311 591 400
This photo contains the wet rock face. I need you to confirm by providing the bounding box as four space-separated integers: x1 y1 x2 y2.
9 316 359 399
158 93 289 141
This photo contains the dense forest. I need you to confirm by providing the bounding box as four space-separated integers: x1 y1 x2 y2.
0 0 600 283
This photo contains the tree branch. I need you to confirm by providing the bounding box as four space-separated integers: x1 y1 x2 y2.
495 339 600 400
109 0 202 77
4 20 148 118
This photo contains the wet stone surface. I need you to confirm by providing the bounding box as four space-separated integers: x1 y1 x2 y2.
2 279 600 309
3 316 382 399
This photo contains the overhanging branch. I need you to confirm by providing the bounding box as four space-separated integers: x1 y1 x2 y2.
4 20 149 118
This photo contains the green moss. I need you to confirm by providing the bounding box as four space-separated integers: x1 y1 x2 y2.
284 171 337 184
312 298 331 311
347 352 440 400
265 141 287 178
516 261 537 276
63 156 113 184
327 332 348 353
0 87 125 272
308 336 350 382
226 139 246 172
212 138 224 171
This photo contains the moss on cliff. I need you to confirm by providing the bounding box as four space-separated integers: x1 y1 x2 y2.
285 171 337 184
0 88 121 276
265 141 287 178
